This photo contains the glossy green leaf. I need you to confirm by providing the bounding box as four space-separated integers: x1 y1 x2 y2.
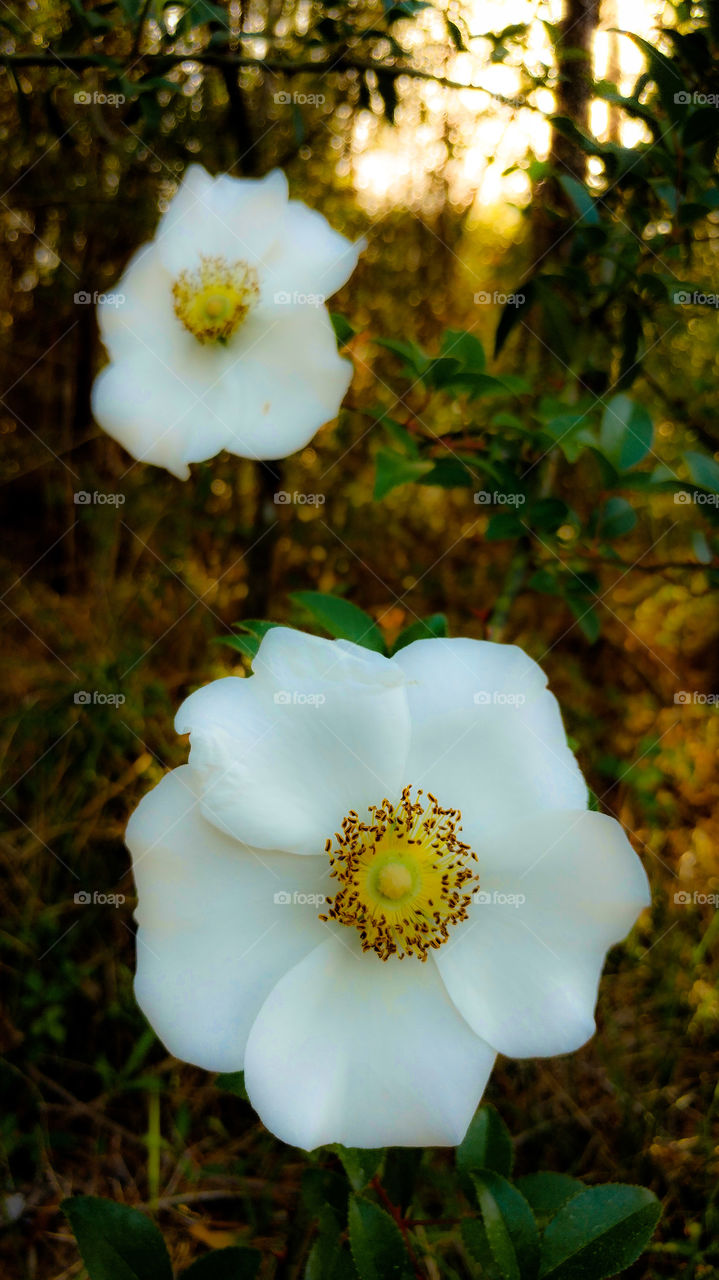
457 1104 514 1178
684 449 719 493
516 1173 584 1223
599 395 653 470
348 1195 412 1280
331 313 356 346
62 1197 172 1280
538 1183 661 1280
598 496 637 539
391 613 449 652
333 1146 384 1191
291 591 386 653
374 447 434 499
472 1172 540 1280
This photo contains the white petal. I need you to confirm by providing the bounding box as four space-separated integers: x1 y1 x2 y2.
181 306 353 464
257 201 364 312
156 166 290 276
436 809 651 1058
91 349 234 478
175 629 411 856
127 766 328 1072
393 638 587 843
244 936 496 1148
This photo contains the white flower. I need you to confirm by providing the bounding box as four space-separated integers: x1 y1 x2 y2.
127 629 650 1149
92 166 363 478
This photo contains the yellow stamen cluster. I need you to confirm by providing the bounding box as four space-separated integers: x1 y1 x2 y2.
172 255 259 344
319 786 479 961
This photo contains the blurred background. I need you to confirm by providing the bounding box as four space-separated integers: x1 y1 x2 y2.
1 0 719 1275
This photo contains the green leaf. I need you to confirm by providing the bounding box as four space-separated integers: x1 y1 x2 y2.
348 1195 412 1280
305 1207 355 1280
558 175 599 225
516 1173 584 1224
331 313 356 346
598 496 637 539
623 32 686 124
214 633 259 659
391 613 449 652
375 337 430 380
374 447 433 499
440 328 486 371
598 395 653 471
486 512 524 540
333 1146 384 1191
290 591 386 654
472 1172 540 1280
566 595 601 643
215 1070 249 1100
494 280 535 356
461 1218 501 1277
457 1104 514 1179
538 1183 661 1280
684 449 719 493
62 1197 173 1280
179 1247 261 1280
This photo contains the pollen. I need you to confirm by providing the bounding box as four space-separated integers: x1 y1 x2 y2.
319 786 479 961
172 255 259 344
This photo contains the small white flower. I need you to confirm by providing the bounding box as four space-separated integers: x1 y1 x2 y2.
127 629 650 1149
92 166 363 478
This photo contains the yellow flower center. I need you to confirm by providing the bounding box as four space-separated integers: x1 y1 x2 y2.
320 786 479 961
172 255 259 344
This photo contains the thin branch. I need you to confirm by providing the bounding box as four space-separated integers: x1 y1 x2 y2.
0 50 542 107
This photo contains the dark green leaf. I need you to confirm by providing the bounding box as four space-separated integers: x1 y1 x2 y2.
457 1105 514 1179
566 595 601 643
305 1207 355 1280
348 1195 412 1280
494 280 535 357
375 337 430 380
179 1247 261 1280
374 448 433 499
440 328 486 371
290 591 386 654
472 1172 540 1280
599 395 653 470
331 313 356 346
62 1197 172 1280
215 1071 249 1100
684 450 719 493
516 1173 584 1223
333 1146 384 1191
558 175 599 225
598 496 637 539
538 1183 661 1280
486 512 524 540
391 614 449 652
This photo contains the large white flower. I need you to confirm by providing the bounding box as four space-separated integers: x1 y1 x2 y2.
92 166 363 478
127 629 650 1149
